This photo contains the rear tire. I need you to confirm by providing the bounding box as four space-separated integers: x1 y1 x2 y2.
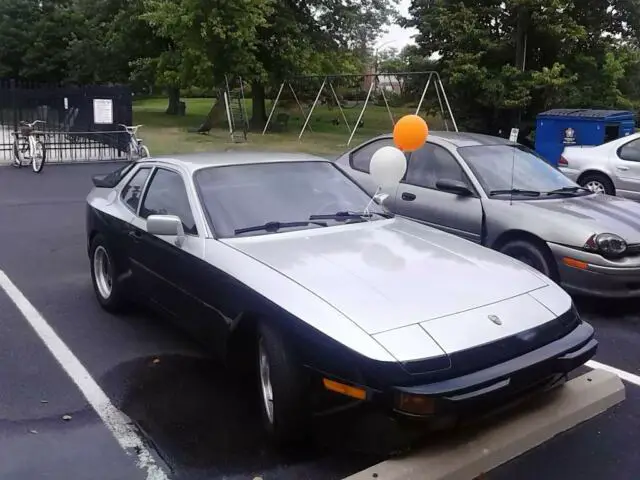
12 139 22 168
499 239 559 281
256 322 311 446
89 234 127 313
578 172 615 196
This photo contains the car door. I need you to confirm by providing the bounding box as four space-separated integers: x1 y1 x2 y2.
342 137 401 208
126 167 228 349
394 142 484 243
613 137 640 199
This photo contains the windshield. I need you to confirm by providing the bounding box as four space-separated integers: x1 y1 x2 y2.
457 144 585 197
194 161 388 238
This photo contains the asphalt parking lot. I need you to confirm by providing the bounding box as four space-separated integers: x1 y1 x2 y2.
1 162 639 480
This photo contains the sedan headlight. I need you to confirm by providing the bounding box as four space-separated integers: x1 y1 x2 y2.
584 233 627 258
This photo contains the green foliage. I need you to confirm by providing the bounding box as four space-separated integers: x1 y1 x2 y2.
405 0 640 133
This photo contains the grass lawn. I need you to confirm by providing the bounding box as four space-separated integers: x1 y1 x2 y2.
133 96 441 157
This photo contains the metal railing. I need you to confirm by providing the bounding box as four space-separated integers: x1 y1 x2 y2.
0 126 133 165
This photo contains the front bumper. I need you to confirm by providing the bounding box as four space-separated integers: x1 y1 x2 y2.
548 242 640 298
386 322 596 418
313 320 596 420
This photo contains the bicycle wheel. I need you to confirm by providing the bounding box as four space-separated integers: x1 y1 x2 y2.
140 145 150 158
12 138 23 168
32 141 46 173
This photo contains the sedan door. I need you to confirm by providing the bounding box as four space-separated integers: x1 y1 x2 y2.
128 167 228 352
394 143 484 243
612 137 640 200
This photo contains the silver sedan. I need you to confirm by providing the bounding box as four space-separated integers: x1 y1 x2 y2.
336 132 640 298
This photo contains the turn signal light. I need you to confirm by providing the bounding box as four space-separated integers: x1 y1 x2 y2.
322 378 367 400
563 257 588 270
396 393 436 415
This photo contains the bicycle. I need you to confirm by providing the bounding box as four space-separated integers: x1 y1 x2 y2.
12 120 47 173
119 124 150 161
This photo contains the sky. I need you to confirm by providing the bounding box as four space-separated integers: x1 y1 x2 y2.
376 0 419 52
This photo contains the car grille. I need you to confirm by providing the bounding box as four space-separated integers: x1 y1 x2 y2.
626 244 640 256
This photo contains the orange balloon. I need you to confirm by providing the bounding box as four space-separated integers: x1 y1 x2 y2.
393 114 429 152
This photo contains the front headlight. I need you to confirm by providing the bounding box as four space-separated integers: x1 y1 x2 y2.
584 233 627 258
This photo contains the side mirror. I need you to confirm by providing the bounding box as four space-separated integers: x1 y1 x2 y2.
147 214 185 247
436 179 473 196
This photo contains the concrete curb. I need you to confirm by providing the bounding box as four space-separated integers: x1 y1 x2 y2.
344 369 625 480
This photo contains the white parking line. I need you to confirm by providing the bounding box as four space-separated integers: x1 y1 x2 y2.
0 270 169 480
587 360 640 387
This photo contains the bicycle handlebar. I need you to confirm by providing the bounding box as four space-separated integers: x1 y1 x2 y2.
20 120 45 127
119 124 143 132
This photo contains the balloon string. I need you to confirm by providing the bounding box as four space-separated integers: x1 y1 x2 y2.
363 186 382 219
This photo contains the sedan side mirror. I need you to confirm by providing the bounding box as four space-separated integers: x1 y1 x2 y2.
147 214 185 247
436 179 473 196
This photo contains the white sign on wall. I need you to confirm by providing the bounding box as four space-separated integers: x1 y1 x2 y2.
93 98 113 124
509 127 520 143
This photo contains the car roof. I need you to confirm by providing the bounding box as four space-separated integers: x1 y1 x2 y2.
363 131 514 149
136 151 329 174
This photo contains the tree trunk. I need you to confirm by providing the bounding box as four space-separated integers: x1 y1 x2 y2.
196 89 227 133
250 82 267 131
165 87 181 115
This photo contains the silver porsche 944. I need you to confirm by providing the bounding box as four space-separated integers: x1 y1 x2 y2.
86 153 597 445
337 132 640 298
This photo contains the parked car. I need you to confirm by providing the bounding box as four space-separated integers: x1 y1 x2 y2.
86 153 597 445
336 132 640 298
559 131 640 199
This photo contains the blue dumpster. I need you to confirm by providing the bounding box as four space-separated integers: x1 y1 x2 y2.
534 109 636 166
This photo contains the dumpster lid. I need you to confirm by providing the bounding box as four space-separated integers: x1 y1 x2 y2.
538 109 634 120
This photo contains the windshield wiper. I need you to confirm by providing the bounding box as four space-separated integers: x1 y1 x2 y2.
234 220 327 235
309 210 393 221
489 188 541 197
545 186 589 196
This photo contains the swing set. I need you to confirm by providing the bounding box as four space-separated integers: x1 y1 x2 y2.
262 71 458 146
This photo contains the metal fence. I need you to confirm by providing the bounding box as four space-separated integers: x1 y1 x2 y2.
0 79 133 164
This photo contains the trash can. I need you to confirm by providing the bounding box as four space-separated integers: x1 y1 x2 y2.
534 109 636 166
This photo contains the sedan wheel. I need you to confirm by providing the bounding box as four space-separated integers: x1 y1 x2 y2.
585 180 606 194
578 173 615 196
258 337 275 425
499 239 558 281
256 323 311 446
90 234 127 312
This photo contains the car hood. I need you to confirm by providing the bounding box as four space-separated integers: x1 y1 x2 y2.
487 194 640 245
223 218 551 335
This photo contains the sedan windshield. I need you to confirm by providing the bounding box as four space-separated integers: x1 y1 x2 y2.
457 144 587 198
194 161 389 238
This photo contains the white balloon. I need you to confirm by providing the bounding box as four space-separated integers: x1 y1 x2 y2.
370 146 407 188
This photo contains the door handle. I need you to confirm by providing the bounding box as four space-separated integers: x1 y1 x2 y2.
401 192 416 201
617 166 629 171
128 230 143 241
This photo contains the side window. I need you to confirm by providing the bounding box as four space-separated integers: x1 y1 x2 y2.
405 144 465 189
350 138 395 173
140 168 198 235
121 167 151 213
619 139 640 162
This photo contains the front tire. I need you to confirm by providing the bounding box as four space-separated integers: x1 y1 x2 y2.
499 239 559 281
257 322 311 446
32 141 46 173
578 172 615 195
89 235 127 313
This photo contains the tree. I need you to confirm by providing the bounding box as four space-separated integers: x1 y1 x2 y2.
142 0 399 129
404 0 640 134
